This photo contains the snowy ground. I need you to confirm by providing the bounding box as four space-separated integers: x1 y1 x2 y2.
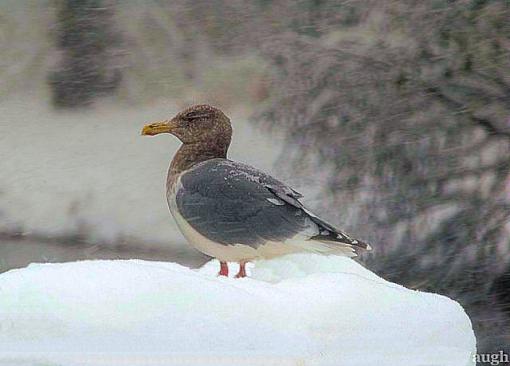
0 254 476 366
0 98 285 248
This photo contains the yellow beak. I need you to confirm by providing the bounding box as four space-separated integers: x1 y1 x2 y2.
141 121 174 136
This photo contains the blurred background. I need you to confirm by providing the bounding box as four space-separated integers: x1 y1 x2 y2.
0 0 509 360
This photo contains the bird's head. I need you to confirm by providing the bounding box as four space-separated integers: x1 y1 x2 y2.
141 104 232 145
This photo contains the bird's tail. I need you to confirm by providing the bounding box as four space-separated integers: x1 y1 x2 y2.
303 208 371 255
300 239 360 257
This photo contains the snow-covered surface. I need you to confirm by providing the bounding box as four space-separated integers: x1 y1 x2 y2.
0 254 476 366
0 99 285 247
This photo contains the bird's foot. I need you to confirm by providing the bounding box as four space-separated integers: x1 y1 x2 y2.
218 261 229 277
235 262 247 278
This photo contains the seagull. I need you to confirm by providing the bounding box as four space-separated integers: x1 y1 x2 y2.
141 104 371 278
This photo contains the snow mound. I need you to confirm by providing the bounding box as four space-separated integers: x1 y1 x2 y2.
0 254 476 366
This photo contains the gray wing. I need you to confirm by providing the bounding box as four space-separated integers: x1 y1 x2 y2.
176 159 370 250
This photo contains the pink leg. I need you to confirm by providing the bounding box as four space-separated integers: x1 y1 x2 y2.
218 261 229 277
235 262 247 278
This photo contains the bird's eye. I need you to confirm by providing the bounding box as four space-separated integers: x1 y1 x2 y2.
184 111 211 121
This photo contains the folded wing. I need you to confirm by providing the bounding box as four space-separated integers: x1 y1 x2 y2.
176 159 370 255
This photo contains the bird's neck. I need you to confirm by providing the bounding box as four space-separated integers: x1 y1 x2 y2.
169 139 230 178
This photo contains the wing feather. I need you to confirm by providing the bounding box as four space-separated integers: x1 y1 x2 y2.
176 159 370 252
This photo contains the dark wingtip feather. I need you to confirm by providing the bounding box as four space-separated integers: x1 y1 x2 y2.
305 211 372 251
311 231 372 251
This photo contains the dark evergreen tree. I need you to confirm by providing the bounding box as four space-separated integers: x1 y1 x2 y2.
49 0 123 108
